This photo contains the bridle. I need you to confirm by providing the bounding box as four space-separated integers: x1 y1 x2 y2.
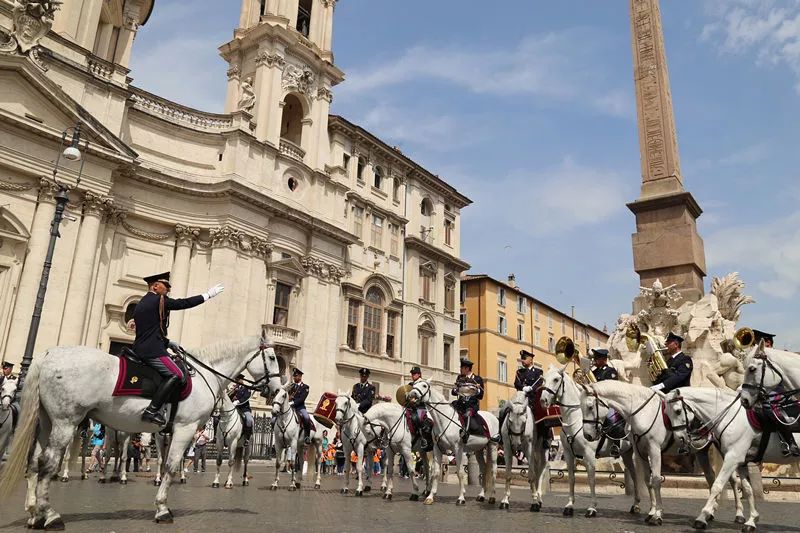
506 401 528 438
741 352 786 403
182 344 281 393
335 395 363 450
666 393 741 452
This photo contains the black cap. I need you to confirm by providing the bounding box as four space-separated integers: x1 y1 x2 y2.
1 361 13 369
292 368 304 376
143 272 171 288
665 332 684 344
753 330 776 343
460 359 474 368
410 366 421 375
519 350 534 360
591 348 609 359
358 368 370 376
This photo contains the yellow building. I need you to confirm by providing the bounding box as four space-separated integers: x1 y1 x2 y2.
459 274 609 411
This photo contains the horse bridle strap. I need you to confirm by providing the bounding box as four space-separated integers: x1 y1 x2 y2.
182 347 279 392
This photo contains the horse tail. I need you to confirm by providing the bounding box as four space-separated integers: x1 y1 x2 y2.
0 356 43 496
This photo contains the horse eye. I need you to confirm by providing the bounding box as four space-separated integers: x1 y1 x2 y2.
748 366 755 372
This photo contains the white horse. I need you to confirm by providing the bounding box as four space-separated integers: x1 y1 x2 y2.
539 366 644 517
0 335 282 528
498 391 548 512
406 380 499 506
579 380 742 527
740 342 800 409
334 394 373 496
212 394 249 489
269 388 322 491
664 386 793 532
0 377 18 461
361 401 430 501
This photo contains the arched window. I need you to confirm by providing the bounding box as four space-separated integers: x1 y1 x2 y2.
374 166 384 190
418 319 436 367
280 94 304 146
362 287 384 354
392 178 401 201
420 198 433 216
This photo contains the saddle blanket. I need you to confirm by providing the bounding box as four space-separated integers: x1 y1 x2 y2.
532 388 561 426
456 410 491 438
112 356 192 401
661 401 672 431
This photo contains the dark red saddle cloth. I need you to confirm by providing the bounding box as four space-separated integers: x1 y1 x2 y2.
112 356 192 401
532 388 561 427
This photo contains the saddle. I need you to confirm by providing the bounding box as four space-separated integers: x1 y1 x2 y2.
456 409 491 439
294 410 316 433
531 388 561 427
112 350 192 401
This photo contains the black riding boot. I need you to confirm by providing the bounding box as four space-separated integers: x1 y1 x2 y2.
779 430 800 456
142 376 181 426
303 420 312 444
243 424 253 447
461 415 471 443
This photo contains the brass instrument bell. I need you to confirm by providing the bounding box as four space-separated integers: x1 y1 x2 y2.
555 336 578 365
733 327 755 351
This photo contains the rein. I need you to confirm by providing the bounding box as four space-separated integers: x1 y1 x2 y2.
335 397 363 451
182 346 280 392
667 392 742 451
364 410 406 452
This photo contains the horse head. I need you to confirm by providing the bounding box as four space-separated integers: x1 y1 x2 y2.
663 389 695 455
245 342 282 399
272 388 289 414
406 380 431 406
0 377 16 410
578 384 607 443
506 391 529 447
334 394 356 425
540 364 567 408
740 339 777 408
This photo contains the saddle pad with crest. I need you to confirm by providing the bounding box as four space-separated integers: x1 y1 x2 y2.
112 356 192 401
532 388 561 426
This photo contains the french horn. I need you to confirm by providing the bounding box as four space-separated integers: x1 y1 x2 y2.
556 336 596 384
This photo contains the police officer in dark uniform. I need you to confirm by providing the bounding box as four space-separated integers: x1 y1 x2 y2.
591 349 618 382
288 368 312 444
650 332 692 394
0 361 13 388
451 359 485 443
499 350 541 429
406 366 433 451
229 374 254 446
753 329 775 349
351 368 376 414
591 349 623 456
133 272 224 425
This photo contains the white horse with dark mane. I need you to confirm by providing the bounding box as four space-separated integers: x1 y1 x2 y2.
497 390 548 512
269 388 322 491
0 377 18 461
664 386 795 533
212 393 250 489
579 380 744 527
539 366 644 517
405 380 498 506
0 335 282 528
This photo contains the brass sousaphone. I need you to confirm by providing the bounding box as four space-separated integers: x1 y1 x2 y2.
556 336 596 384
625 323 669 384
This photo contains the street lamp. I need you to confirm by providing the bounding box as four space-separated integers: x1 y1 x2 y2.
17 125 87 388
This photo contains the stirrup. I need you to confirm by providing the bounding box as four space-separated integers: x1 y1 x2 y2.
142 408 166 426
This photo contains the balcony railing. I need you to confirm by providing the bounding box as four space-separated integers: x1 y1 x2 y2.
263 324 301 348
279 139 306 162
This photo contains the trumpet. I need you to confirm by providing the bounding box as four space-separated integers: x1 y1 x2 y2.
625 323 669 384
555 336 596 384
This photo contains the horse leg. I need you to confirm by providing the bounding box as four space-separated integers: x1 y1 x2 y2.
634 447 655 522
271 443 281 490
621 447 641 514
696 448 720 520
119 435 129 484
25 413 50 527
383 449 394 500
355 442 365 496
486 443 498 505
737 462 759 531
730 472 745 525
212 443 223 487
425 449 442 505
533 441 547 512
341 442 351 494
154 426 194 523
694 453 740 529
474 448 487 502
647 442 664 526
455 448 467 506
564 446 576 516
34 420 73 530
313 441 323 489
584 448 598 517
500 440 512 509
225 440 237 489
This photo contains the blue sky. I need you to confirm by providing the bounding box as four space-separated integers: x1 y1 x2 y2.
131 0 800 349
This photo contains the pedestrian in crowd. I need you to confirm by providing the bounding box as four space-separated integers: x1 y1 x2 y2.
86 423 105 474
320 430 330 474
193 426 209 473
184 443 195 473
325 441 335 474
350 450 358 472
399 454 409 478
372 448 381 475
334 436 345 475
140 433 153 472
126 434 141 473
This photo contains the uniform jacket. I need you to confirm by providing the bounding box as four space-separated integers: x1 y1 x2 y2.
592 365 619 382
289 382 309 410
351 381 376 413
514 366 542 392
133 291 204 359
661 352 693 393
230 385 252 412
452 374 484 408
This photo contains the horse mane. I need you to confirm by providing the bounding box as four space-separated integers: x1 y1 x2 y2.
590 379 653 404
189 335 260 365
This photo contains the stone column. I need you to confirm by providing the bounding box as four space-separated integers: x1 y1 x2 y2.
75 0 104 51
58 192 105 345
203 228 239 343
254 51 285 143
355 298 364 352
114 8 141 68
3 181 58 360
321 0 335 53
246 238 271 335
169 224 199 343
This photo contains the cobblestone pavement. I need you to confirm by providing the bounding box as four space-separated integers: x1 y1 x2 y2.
1 463 798 533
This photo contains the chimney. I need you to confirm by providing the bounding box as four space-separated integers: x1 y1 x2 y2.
507 273 516 288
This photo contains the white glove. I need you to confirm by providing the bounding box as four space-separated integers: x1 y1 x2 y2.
232 400 240 407
203 283 225 301
650 383 665 392
522 386 533 393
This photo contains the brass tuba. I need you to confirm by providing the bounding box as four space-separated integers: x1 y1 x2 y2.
625 323 669 384
734 327 755 351
556 336 596 384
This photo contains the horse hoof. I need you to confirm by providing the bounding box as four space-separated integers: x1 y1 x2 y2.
120 479 127 485
355 490 363 497
499 502 509 510
212 483 220 488
314 483 320 489
295 482 301 489
563 507 574 517
44 517 65 531
341 488 348 494
530 502 541 512
585 509 597 518
270 485 278 491
243 480 250 487
31 517 46 530
476 495 485 502
59 477 69 483
654 517 663 526
630 505 641 515
288 486 296 492
707 514 714 522
385 493 392 501
488 497 496 504
693 520 707 530
409 494 419 501
154 510 174 524
180 478 186 484
741 526 756 533
364 486 372 492
645 514 654 524
381 485 387 493
456 498 466 506
97 479 106 484
735 516 746 525
154 480 162 487
81 474 88 480
424 499 434 506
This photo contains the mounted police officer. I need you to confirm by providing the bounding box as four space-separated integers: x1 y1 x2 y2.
591 348 622 457
229 374 254 446
406 366 433 451
288 368 312 444
499 350 541 429
752 330 799 456
650 332 692 394
133 271 224 426
351 368 376 414
451 359 485 443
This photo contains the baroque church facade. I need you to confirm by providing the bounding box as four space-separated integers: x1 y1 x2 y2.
0 0 470 404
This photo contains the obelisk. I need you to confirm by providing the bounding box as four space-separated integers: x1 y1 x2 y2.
626 0 706 311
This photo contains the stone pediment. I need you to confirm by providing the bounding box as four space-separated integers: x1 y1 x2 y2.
0 56 136 160
270 257 307 280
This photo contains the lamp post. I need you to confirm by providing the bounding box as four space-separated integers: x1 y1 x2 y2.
17 125 86 388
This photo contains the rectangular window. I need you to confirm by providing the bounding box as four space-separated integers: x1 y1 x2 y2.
497 287 506 306
443 340 452 372
346 300 359 349
421 270 433 302
534 327 541 347
353 206 364 238
444 220 453 246
386 312 397 358
497 355 508 383
460 349 468 360
548 311 553 330
392 179 400 202
517 323 525 341
460 282 467 304
420 335 430 366
343 153 351 170
548 336 555 353
460 311 467 332
534 304 539 321
371 215 383 248
357 157 366 182
497 315 507 335
517 295 526 313
273 282 292 326
363 301 382 355
389 224 399 256
561 317 566 334
445 283 455 315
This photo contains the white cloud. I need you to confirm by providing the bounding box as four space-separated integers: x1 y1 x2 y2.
718 141 771 165
701 0 800 92
339 30 633 119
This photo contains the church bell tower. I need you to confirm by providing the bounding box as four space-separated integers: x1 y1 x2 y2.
220 0 344 171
